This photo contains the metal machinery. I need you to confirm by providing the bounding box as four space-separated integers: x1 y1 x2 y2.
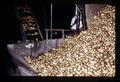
15 4 43 42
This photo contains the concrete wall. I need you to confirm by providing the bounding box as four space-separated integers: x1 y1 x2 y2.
85 4 106 26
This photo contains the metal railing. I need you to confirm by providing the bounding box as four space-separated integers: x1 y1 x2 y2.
44 28 83 40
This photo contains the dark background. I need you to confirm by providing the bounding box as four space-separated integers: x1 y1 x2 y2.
1 0 76 42
1 0 115 42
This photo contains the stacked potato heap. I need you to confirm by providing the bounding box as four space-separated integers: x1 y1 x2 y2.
24 5 115 76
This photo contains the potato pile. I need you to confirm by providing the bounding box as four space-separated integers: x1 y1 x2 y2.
24 5 115 77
